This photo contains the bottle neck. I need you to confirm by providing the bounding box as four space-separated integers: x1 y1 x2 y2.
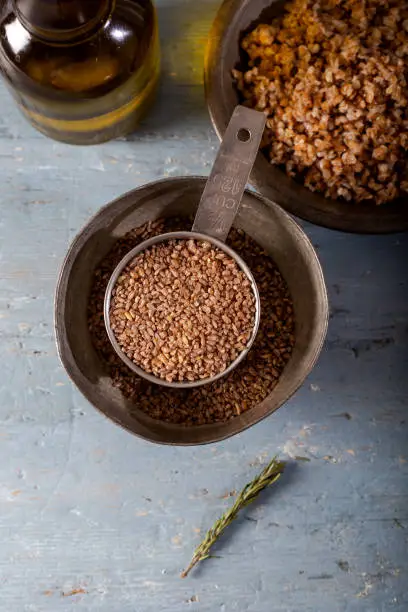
13 0 113 42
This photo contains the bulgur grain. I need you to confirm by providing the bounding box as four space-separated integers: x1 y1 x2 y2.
88 217 295 426
233 0 408 206
108 239 256 383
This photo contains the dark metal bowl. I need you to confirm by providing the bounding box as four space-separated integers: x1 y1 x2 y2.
204 0 408 234
55 177 328 445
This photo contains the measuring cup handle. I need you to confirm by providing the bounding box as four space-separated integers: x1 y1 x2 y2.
192 105 266 242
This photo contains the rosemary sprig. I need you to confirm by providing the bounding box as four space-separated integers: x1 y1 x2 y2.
181 456 285 578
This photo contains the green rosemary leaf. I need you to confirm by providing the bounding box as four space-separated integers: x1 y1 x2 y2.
181 457 285 578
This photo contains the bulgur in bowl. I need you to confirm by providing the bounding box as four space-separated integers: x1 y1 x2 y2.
204 0 408 233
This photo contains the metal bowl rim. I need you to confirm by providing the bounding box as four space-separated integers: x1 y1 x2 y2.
54 176 329 445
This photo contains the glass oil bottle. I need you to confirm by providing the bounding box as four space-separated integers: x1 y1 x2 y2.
0 0 160 144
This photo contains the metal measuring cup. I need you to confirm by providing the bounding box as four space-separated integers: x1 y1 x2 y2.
104 105 266 388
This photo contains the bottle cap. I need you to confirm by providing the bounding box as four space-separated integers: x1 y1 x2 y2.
14 0 110 39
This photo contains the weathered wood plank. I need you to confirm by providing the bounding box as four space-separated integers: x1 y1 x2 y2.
0 0 407 610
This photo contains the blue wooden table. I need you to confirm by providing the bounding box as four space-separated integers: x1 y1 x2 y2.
0 1 407 610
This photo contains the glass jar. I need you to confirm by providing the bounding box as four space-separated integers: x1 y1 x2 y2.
0 0 160 144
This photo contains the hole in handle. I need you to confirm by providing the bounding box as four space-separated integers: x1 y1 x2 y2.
237 128 251 143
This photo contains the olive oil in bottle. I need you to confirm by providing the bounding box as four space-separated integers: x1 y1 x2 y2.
0 0 160 144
